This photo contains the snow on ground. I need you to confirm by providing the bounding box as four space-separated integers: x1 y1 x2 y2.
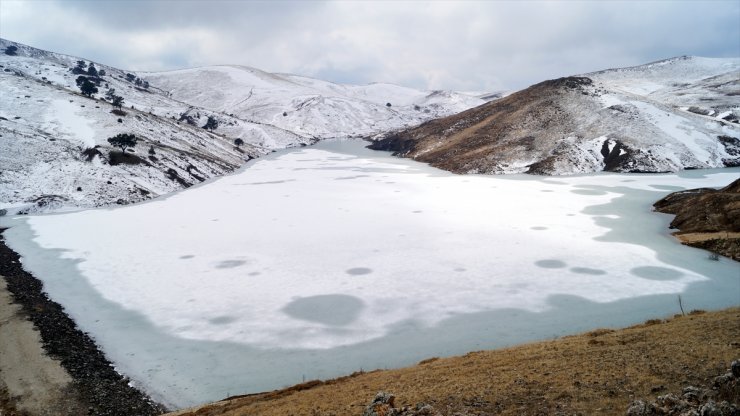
45 99 95 147
2 140 738 409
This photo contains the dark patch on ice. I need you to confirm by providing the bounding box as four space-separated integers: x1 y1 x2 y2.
248 271 261 276
531 226 548 230
454 267 467 272
571 189 607 196
208 316 237 325
215 260 247 269
179 254 194 259
570 267 607 275
412 210 423 213
631 266 684 281
334 175 370 180
281 294 364 326
541 189 554 193
649 184 685 191
535 259 567 269
346 267 372 275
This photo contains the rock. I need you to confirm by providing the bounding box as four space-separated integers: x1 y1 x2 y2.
731 360 740 378
627 362 740 416
683 386 703 404
626 400 653 416
363 393 442 416
699 400 722 416
364 392 396 416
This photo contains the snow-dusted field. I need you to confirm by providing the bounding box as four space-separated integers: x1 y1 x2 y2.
2 140 738 408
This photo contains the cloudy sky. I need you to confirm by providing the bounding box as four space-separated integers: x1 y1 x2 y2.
1 0 738 91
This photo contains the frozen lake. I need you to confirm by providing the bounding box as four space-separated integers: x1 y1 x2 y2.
2 139 739 409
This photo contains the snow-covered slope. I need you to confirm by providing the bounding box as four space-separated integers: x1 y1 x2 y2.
370 56 740 175
143 65 483 138
0 39 485 213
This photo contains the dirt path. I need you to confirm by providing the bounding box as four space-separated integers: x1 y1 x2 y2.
0 278 87 416
0 228 165 416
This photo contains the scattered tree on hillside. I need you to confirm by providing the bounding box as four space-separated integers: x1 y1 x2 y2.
111 95 124 109
4 45 18 56
386 102 392 107
126 73 136 82
72 60 87 74
87 63 98 77
78 77 98 97
142 80 149 89
107 133 138 153
99 69 106 76
203 116 218 130
234 138 244 147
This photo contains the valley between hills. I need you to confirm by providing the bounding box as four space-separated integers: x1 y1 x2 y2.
0 38 738 416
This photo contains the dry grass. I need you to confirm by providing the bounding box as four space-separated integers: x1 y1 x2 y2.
169 308 740 416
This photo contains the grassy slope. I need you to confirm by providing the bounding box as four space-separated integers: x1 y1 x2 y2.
169 308 740 416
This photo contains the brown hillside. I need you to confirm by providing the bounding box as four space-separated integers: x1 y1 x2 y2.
168 308 740 416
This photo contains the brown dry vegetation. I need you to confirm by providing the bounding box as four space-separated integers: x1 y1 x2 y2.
169 308 740 416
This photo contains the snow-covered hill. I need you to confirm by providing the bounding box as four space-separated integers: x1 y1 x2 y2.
143 65 483 139
0 39 486 213
369 56 740 175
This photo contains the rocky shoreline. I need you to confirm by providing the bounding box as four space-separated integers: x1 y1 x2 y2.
0 228 166 416
653 178 740 261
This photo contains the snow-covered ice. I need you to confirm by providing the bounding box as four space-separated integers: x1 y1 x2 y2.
2 140 738 408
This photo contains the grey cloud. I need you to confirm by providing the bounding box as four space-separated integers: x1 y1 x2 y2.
1 0 738 91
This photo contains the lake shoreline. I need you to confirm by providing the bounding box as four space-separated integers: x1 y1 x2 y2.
0 227 167 415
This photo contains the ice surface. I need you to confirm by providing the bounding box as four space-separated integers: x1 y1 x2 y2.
2 140 738 408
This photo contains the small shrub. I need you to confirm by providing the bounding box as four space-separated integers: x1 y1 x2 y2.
587 328 615 337
203 116 218 130
234 138 244 147
418 357 439 365
111 109 127 116
708 252 720 261
108 152 145 166
81 146 102 161
386 102 392 107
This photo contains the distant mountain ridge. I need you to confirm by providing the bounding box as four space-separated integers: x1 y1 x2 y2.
0 39 486 213
369 55 740 175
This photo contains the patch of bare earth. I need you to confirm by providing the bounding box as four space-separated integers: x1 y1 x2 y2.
0 278 87 416
168 308 740 416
